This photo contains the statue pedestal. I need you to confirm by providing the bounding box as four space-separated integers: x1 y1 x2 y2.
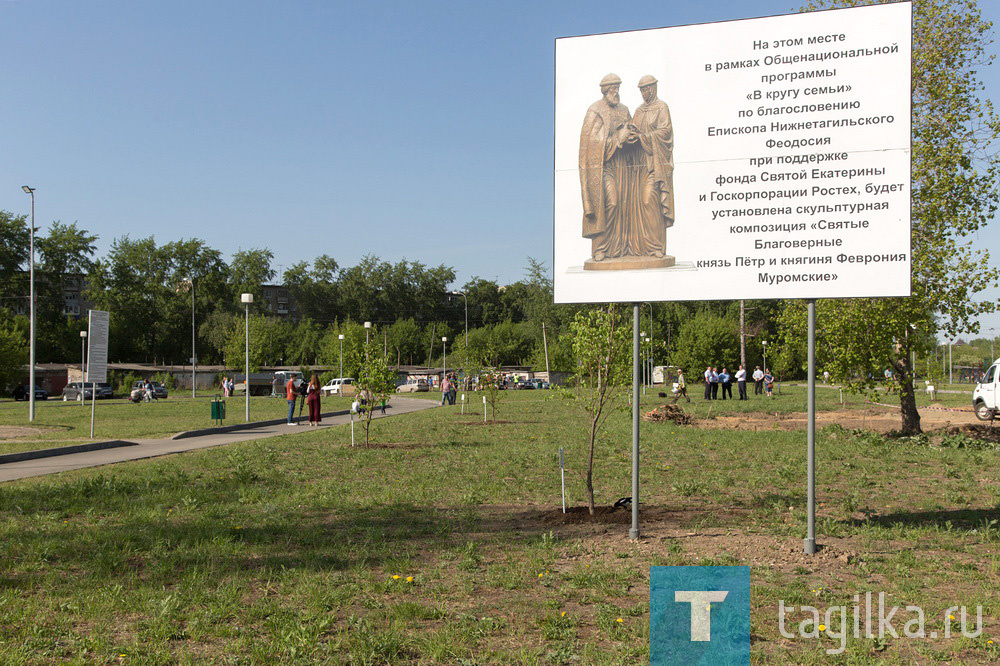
584 255 675 271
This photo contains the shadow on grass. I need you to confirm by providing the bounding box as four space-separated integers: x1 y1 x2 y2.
0 500 479 589
842 507 1000 530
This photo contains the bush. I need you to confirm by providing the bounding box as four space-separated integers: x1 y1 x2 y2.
152 372 177 390
111 371 141 395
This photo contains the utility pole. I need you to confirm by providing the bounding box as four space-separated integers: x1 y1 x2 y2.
739 300 747 369
542 322 550 377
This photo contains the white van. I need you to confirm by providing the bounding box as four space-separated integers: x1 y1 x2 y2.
972 359 1000 420
321 377 355 397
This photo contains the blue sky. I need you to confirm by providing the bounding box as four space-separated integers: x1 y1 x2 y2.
2 0 999 340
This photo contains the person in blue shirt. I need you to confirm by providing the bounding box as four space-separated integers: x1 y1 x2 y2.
709 367 720 399
719 368 732 400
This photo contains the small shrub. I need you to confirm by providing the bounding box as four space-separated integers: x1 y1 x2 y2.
939 433 996 450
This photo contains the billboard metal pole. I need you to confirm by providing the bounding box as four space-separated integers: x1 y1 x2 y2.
804 299 817 555
629 304 640 540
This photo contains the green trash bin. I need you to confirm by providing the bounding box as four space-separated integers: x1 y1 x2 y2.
211 395 226 425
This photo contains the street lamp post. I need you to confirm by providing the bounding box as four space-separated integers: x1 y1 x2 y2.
762 340 768 375
191 280 196 398
442 337 448 380
949 340 953 385
241 293 253 422
21 186 36 422
648 336 654 386
184 278 196 399
80 330 87 406
364 321 372 345
643 302 653 385
640 332 646 390
453 291 468 355
338 334 345 380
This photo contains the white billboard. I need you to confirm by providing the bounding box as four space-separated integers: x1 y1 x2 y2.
86 310 110 384
554 2 911 303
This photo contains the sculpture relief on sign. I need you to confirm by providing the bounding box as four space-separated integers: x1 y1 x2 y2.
579 73 675 270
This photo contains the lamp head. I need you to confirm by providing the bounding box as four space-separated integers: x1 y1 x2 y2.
241 293 254 304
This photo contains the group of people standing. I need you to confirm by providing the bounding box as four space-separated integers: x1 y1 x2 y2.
440 374 457 405
286 373 323 426
700 365 774 400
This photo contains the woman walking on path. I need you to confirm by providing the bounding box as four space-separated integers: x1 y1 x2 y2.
306 374 322 426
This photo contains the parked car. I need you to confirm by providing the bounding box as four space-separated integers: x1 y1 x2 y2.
396 377 429 393
513 381 535 390
12 385 48 401
61 382 114 401
321 377 355 397
131 381 168 400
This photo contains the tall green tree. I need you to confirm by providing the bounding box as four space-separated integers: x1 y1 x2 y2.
795 0 1000 434
671 313 740 380
283 255 340 323
88 236 230 363
34 222 98 360
87 236 169 362
228 248 275 310
0 211 30 318
223 314 294 371
0 321 27 392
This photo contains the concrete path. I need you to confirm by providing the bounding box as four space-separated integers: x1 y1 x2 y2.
0 397 438 483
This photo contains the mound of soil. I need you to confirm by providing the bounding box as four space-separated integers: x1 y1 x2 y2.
643 404 692 425
949 423 1000 444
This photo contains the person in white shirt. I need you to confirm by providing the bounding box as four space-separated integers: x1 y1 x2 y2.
736 365 748 400
703 366 712 400
752 366 764 395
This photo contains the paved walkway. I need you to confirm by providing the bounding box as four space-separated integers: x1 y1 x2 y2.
0 397 438 483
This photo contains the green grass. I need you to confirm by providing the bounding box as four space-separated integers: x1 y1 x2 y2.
0 391 996 663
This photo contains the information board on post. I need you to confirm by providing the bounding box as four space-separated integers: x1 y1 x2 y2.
86 310 110 383
553 2 911 303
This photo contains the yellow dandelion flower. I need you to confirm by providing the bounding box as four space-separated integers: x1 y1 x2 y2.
949 614 956 620
561 612 566 617
538 573 544 578
406 576 413 583
819 624 826 631
988 639 994 644
392 575 401 580
616 617 623 623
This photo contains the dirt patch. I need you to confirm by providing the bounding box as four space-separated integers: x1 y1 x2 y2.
643 404 692 425
479 504 864 576
459 420 515 426
0 425 47 441
694 406 981 433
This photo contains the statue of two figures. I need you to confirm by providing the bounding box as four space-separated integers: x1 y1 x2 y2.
579 73 675 270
